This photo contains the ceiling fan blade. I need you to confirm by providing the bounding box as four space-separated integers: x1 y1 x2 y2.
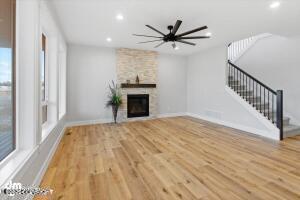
176 26 208 37
171 20 182 35
138 39 163 44
133 34 163 38
146 25 166 36
177 36 210 39
154 41 165 48
177 40 196 46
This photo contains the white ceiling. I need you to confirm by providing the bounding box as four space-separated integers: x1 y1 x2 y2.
50 0 300 55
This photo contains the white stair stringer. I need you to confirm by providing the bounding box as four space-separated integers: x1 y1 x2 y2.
228 33 272 63
227 78 300 139
225 85 280 140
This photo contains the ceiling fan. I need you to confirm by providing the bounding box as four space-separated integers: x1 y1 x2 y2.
133 20 210 49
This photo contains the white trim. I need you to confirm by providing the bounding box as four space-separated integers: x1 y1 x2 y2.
157 112 187 118
225 85 279 132
230 33 272 63
66 113 188 127
32 126 66 187
0 148 36 187
66 118 113 127
186 112 279 140
41 122 57 141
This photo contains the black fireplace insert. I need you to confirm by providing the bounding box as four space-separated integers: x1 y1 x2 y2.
127 94 149 118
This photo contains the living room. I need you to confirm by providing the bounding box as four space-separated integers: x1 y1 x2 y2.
0 0 300 199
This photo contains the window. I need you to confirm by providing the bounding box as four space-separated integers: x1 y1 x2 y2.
58 48 66 119
41 34 48 124
0 0 16 161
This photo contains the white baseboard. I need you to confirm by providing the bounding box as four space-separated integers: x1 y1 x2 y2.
66 113 188 127
66 110 279 140
186 112 279 140
66 118 113 127
22 122 67 200
157 112 187 118
31 127 66 187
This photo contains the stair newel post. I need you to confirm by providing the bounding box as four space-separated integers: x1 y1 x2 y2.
276 90 283 140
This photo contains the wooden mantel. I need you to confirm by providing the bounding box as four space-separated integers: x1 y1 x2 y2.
121 83 156 88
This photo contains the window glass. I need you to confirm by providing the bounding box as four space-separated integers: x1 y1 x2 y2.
41 34 47 124
0 0 16 161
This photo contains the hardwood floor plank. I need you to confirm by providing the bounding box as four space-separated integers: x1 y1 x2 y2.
37 117 300 200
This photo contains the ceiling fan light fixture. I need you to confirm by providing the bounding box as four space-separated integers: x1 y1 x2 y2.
116 13 124 21
206 32 212 37
270 1 280 9
172 43 179 50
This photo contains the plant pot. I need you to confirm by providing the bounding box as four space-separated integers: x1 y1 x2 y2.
112 105 119 123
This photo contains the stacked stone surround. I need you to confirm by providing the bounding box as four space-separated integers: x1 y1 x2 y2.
116 48 158 121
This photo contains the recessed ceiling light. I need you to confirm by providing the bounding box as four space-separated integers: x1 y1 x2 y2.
106 37 112 42
174 46 180 50
206 32 212 37
116 14 124 21
270 1 280 8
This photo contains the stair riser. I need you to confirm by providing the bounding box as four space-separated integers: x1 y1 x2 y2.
253 103 270 110
229 79 292 130
230 85 246 90
246 97 261 103
237 91 253 96
228 81 240 85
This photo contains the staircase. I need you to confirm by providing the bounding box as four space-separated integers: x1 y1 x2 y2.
228 33 271 63
227 61 300 139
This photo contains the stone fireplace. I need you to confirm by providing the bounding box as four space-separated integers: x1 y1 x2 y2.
116 48 158 121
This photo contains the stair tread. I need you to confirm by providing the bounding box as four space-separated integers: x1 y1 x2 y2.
230 85 293 132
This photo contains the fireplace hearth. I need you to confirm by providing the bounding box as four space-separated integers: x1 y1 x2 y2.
127 94 149 118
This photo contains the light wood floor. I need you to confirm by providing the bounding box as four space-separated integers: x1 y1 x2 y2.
37 117 300 200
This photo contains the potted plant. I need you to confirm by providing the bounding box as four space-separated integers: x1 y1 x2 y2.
106 81 122 123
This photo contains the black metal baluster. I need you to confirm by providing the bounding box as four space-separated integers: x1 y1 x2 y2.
245 75 247 99
233 67 235 88
230 64 232 87
253 79 254 105
272 94 274 123
248 78 250 102
227 63 230 87
239 71 241 95
276 90 283 140
256 82 258 105
243 74 245 99
268 91 270 120
264 88 266 117
260 85 262 113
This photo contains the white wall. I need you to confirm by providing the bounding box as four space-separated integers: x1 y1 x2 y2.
0 0 67 192
236 35 300 124
187 46 277 138
67 45 117 123
67 46 188 123
158 54 187 115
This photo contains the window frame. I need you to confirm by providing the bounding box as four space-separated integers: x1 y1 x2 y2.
40 32 49 127
0 0 17 163
58 45 67 120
